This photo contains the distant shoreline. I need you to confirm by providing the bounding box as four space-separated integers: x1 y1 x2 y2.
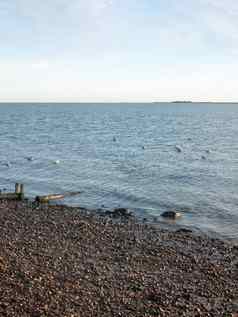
1 101 238 104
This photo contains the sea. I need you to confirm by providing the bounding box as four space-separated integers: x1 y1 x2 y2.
0 102 238 240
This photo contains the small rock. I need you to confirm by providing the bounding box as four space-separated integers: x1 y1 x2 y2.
104 209 132 219
104 210 113 217
113 208 132 218
161 211 182 219
176 228 192 234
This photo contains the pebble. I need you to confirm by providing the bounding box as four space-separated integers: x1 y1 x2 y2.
0 200 236 316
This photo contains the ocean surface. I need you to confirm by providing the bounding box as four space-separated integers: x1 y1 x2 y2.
0 102 238 240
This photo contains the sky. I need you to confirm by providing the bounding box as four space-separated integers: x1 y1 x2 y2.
0 0 238 102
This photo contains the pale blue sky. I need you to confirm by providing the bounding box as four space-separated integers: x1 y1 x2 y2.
1 0 238 102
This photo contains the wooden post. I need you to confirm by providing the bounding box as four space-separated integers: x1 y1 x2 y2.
15 183 21 194
20 184 24 194
19 184 24 200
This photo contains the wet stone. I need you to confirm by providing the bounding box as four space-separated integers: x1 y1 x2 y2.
176 228 193 234
161 211 182 219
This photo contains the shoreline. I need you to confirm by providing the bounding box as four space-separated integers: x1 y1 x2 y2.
52 201 238 245
0 200 238 316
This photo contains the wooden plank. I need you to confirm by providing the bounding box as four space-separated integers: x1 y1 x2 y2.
35 191 81 203
35 194 65 203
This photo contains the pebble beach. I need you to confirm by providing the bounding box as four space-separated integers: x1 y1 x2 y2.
0 200 238 316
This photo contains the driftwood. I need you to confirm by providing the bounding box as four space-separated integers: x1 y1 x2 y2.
0 184 80 203
35 191 81 203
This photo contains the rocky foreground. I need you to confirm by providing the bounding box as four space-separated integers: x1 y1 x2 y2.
0 200 237 317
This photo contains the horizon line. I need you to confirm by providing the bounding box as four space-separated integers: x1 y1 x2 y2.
0 101 238 104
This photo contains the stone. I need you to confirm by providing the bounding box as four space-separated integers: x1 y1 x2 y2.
113 208 132 218
104 208 132 219
161 211 182 219
176 228 192 234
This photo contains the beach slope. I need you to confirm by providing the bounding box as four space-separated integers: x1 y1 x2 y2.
0 201 237 316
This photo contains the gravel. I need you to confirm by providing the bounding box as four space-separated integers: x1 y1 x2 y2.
0 200 237 316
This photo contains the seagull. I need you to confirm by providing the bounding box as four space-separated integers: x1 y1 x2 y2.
175 145 182 153
54 160 60 164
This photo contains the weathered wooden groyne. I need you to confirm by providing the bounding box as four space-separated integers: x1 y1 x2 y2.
0 183 81 203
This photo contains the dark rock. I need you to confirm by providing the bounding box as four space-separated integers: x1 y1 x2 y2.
176 228 193 234
161 211 182 219
104 208 132 219
104 210 113 216
113 208 132 218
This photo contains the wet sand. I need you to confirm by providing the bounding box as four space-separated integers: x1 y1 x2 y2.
0 200 237 316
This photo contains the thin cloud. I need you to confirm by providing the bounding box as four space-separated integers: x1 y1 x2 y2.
1 0 238 101
15 0 114 28
31 60 49 70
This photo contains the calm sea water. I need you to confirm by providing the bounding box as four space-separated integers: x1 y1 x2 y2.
0 103 238 240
